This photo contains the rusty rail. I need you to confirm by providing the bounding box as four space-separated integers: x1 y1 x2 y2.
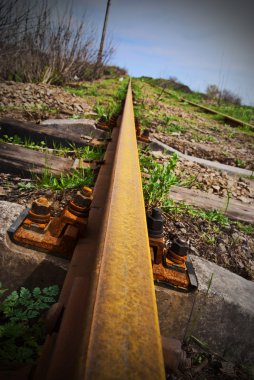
34 81 165 380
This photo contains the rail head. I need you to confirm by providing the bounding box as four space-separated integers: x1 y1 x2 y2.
84 80 165 379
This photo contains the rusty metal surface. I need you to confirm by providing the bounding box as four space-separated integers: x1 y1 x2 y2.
84 81 165 379
33 81 165 380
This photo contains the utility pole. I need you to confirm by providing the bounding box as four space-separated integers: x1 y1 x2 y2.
94 0 111 78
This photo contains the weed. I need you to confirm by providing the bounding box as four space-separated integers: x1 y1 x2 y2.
179 175 197 188
70 114 82 120
0 134 47 151
164 124 186 134
224 190 231 213
17 181 35 190
0 285 59 364
93 104 107 119
1 134 23 144
235 222 254 235
191 132 217 143
235 158 246 168
201 232 216 245
140 152 179 205
162 199 230 227
35 168 95 190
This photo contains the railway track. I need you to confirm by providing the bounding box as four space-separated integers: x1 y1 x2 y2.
1 77 253 379
1 81 167 379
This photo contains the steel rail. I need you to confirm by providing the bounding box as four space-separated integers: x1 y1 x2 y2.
34 80 165 380
167 90 254 130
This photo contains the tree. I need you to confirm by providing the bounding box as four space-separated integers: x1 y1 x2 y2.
206 84 220 100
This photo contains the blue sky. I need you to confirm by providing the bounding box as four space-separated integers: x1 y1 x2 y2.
78 0 254 105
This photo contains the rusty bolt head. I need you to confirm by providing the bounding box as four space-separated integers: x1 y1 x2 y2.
31 197 51 215
142 129 150 138
72 187 93 209
146 207 165 237
73 192 92 208
171 238 189 257
80 186 93 198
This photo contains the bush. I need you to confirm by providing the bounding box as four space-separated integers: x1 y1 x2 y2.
206 84 241 105
0 0 114 84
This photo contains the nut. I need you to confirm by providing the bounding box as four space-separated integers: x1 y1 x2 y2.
31 197 51 215
170 238 189 257
146 207 164 237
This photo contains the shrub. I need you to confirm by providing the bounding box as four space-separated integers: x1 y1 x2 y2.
0 285 59 364
0 1 114 84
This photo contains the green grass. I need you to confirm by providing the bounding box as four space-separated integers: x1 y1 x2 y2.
162 199 230 226
140 151 179 205
191 132 217 143
35 168 95 190
209 104 254 125
0 135 104 160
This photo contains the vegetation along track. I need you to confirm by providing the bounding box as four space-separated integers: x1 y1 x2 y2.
0 76 253 379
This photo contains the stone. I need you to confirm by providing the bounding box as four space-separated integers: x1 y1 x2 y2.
156 254 254 366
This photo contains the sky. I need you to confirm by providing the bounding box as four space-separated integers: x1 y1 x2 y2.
69 0 253 105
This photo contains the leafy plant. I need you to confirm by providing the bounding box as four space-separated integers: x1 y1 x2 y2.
235 158 246 168
140 152 179 205
0 285 59 364
17 181 35 190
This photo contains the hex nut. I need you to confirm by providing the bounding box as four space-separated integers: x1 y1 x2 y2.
31 197 51 215
171 238 189 257
146 207 165 237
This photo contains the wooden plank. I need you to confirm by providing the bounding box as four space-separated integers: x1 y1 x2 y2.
170 185 254 223
0 142 73 176
0 118 106 148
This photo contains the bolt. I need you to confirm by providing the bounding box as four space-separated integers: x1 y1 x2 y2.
28 197 51 224
80 186 93 197
68 187 93 217
73 187 93 208
31 197 51 215
170 238 189 257
146 207 164 237
142 129 150 138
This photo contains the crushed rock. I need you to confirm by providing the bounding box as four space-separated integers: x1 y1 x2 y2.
0 81 91 122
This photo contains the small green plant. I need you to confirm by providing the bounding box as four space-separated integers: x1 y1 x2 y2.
235 158 246 168
0 285 59 364
1 134 23 144
162 199 230 227
165 124 186 134
93 104 107 119
17 181 35 190
35 168 95 190
201 232 216 245
224 189 231 213
235 222 254 235
67 144 104 160
140 152 179 205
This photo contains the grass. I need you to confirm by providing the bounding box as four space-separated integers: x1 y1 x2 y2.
0 134 104 160
163 124 187 134
34 168 95 190
191 132 217 143
0 103 58 113
235 158 246 168
140 151 179 205
209 103 254 125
